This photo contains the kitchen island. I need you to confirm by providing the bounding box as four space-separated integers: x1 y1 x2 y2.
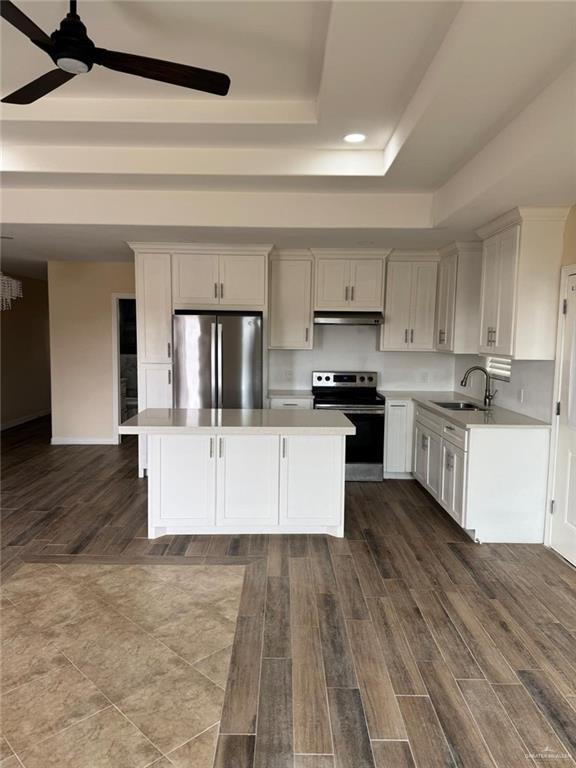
120 408 355 538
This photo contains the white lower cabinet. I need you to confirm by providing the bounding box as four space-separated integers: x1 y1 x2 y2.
148 432 345 536
439 441 466 525
414 413 464 509
280 435 344 526
413 421 441 498
216 435 280 526
384 400 413 477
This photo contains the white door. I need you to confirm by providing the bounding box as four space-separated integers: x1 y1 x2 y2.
409 262 438 351
152 435 216 524
349 259 384 309
216 435 280 526
279 436 344 525
219 254 266 307
426 431 442 499
269 259 313 349
414 423 428 484
551 269 576 566
492 226 519 356
139 364 173 408
479 234 500 353
381 261 412 350
172 252 219 306
315 258 350 309
136 252 172 363
435 253 457 351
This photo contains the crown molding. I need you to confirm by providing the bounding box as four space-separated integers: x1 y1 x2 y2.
387 249 439 261
476 207 570 240
270 248 313 259
127 242 274 256
438 241 482 258
310 248 391 259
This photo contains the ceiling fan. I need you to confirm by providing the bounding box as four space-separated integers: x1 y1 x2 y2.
0 0 231 104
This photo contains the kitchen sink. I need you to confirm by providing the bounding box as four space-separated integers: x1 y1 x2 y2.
433 401 487 412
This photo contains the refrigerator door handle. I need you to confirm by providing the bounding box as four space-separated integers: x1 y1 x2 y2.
217 323 223 408
210 322 217 407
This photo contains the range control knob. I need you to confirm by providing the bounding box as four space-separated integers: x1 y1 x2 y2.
368 376 374 382
359 376 365 382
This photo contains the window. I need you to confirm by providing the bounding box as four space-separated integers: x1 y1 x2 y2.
485 356 512 382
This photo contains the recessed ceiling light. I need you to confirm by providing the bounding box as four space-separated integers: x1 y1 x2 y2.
344 133 366 144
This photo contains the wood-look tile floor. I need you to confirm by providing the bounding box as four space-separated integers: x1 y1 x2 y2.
2 418 576 767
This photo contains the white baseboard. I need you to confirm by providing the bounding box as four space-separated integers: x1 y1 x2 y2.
383 472 414 480
51 436 120 445
1 410 51 431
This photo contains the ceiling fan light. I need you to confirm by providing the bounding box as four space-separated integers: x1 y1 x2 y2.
57 57 88 74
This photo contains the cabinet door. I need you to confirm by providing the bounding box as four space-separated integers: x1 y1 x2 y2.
413 422 428 484
409 262 438 351
138 364 173 408
219 254 266 307
150 435 216 524
349 259 384 309
435 254 457 351
279 435 344 525
479 235 500 353
492 226 519 356
381 261 412 350
172 252 219 306
217 435 279 526
426 431 442 499
136 252 172 363
440 441 465 525
269 259 313 349
315 258 350 309
385 402 408 473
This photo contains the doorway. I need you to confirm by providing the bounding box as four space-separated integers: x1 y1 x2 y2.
550 265 576 566
112 294 137 441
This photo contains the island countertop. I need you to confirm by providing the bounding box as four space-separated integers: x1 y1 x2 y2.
119 408 356 435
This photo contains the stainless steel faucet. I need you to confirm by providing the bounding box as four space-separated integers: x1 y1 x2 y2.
460 366 497 408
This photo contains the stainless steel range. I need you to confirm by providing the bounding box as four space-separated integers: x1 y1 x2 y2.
312 371 385 481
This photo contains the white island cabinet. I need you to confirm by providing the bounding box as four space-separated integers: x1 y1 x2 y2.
120 408 354 538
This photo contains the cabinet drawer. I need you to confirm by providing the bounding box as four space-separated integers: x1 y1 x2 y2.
415 405 444 435
270 398 313 410
442 422 467 450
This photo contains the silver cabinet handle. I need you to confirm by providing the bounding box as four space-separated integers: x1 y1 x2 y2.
282 437 287 458
167 341 171 358
404 329 409 343
209 437 214 458
410 329 414 343
350 286 355 302
445 425 455 431
345 286 349 301
220 283 224 299
282 403 298 407
390 404 406 408
305 327 309 343
214 282 218 299
168 369 171 385
438 330 445 345
421 434 428 450
219 437 223 458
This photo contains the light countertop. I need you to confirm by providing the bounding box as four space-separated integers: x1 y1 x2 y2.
268 389 313 398
119 408 355 435
378 390 550 429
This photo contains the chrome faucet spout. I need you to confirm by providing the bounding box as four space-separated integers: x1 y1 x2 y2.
460 365 497 408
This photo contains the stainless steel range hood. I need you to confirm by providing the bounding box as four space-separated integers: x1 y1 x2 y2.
314 311 384 326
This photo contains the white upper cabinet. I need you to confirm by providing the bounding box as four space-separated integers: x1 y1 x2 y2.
381 255 438 351
135 252 172 364
435 243 482 354
476 208 569 359
269 252 313 349
172 253 220 306
313 251 387 310
171 246 271 309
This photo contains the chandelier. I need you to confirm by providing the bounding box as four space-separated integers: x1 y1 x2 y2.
0 272 23 310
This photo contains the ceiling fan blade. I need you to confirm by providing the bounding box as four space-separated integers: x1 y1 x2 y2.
93 48 230 96
2 69 75 104
0 0 52 49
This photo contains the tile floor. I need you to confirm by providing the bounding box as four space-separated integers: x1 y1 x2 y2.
0 562 245 767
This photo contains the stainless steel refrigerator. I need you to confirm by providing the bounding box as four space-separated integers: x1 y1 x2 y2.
173 312 263 408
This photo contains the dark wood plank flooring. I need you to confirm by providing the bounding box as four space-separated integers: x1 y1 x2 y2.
2 417 576 767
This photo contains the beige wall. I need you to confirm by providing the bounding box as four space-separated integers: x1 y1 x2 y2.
562 205 576 266
48 261 134 442
1 276 51 429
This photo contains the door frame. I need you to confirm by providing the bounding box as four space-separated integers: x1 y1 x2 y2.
545 264 575 547
111 292 136 443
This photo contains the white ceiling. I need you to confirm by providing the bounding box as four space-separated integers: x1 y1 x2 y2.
1 0 575 275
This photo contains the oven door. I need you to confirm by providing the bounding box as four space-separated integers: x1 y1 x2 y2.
316 404 384 481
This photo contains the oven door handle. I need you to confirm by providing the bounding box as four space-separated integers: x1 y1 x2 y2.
315 404 386 415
